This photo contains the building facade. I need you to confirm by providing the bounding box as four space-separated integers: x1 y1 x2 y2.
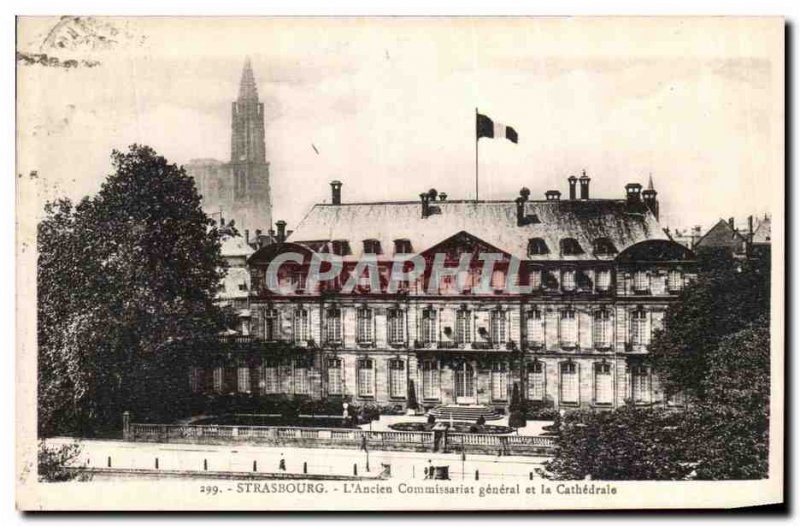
186 57 273 238
190 176 696 413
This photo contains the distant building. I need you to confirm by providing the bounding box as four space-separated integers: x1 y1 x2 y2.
694 218 749 257
186 58 272 238
188 175 698 413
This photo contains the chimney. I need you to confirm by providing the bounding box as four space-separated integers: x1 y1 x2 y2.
419 192 430 218
330 180 343 205
439 192 448 201
625 183 642 205
516 187 530 226
545 190 561 201
568 176 578 200
728 217 735 229
579 170 590 200
276 220 287 243
245 229 250 244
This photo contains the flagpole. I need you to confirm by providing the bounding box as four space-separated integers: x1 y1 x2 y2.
475 107 479 202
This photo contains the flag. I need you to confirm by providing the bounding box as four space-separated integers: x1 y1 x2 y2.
476 112 518 143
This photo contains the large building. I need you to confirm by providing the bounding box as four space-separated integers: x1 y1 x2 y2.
189 174 697 413
186 58 273 238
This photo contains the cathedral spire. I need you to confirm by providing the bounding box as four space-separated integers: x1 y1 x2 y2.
647 173 655 191
238 56 259 101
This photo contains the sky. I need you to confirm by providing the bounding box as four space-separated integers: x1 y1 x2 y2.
17 17 783 233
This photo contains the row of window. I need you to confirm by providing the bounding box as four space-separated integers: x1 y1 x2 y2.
260 306 655 349
189 360 654 405
266 267 683 296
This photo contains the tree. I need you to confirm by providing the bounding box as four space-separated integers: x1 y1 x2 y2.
649 248 769 401
688 319 770 479
38 145 233 437
407 380 418 412
508 383 526 429
544 407 695 480
38 440 90 482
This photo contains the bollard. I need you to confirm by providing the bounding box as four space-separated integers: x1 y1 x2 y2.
475 469 479 481
204 459 208 471
529 471 533 480
155 458 159 470
107 456 111 468
253 460 257 472
353 464 358 476
303 462 307 474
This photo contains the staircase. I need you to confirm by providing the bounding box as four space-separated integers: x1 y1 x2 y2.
428 405 503 422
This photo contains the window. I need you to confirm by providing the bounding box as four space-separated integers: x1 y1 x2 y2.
631 366 650 403
631 308 648 346
594 363 613 405
394 239 413 254
421 308 437 345
189 367 203 394
668 270 683 292
562 270 576 291
357 359 375 397
357 307 374 344
264 309 278 341
491 362 508 400
593 238 618 255
666 390 685 407
456 309 471 344
326 358 343 395
596 269 612 291
326 307 342 343
294 361 309 395
576 270 593 291
632 271 649 293
237 367 251 393
331 240 351 256
290 270 306 291
526 308 544 346
211 367 224 393
560 238 584 255
388 308 405 344
422 360 440 399
491 269 505 290
528 238 550 256
527 362 545 401
363 239 382 255
490 310 506 344
529 269 542 290
593 309 611 348
263 361 279 394
389 359 405 398
560 362 579 404
293 308 309 343
560 309 577 347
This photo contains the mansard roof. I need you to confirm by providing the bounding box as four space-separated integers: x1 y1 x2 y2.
287 199 668 261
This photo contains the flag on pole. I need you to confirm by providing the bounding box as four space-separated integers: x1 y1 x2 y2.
476 112 518 143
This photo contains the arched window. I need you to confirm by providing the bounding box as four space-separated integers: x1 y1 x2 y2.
560 238 584 255
528 238 550 256
593 237 618 255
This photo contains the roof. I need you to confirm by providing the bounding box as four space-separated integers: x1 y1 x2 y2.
752 216 771 244
287 199 668 261
694 219 748 252
221 235 255 258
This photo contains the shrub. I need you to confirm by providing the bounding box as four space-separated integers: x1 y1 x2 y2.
407 380 419 411
38 441 90 482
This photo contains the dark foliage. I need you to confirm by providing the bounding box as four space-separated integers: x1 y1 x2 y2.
38 145 233 437
38 441 91 482
407 380 419 411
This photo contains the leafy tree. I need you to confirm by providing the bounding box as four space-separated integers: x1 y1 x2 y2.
407 380 418 411
544 407 695 480
688 320 770 479
649 248 769 401
38 145 233 437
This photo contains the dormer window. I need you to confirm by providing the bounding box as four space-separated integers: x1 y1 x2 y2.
528 238 550 256
363 239 382 255
331 240 351 256
394 238 413 254
560 238 584 256
593 237 617 255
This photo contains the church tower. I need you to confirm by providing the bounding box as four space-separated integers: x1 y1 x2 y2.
229 57 272 234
